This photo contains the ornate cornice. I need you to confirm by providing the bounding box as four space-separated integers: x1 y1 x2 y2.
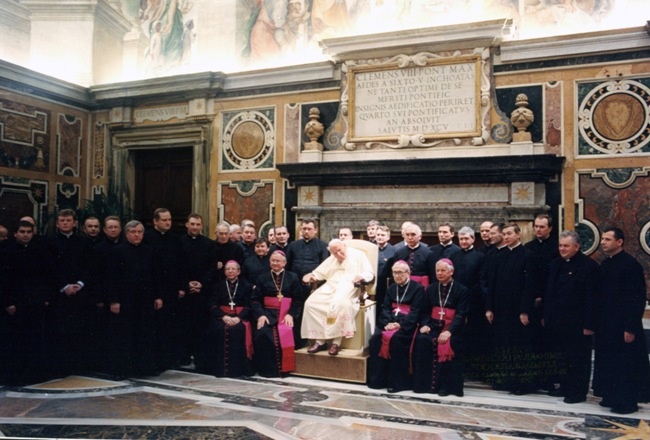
320 19 514 62
0 59 92 108
499 26 650 64
90 72 225 107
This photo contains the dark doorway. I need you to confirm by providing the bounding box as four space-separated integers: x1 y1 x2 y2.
134 147 193 234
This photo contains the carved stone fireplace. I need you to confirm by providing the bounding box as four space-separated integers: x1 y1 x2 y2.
278 155 564 242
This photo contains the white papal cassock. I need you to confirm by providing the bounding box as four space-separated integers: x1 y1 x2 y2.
301 247 374 340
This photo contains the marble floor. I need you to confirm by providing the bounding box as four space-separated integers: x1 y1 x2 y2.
0 368 648 440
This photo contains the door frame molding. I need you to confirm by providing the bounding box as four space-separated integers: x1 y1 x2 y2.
110 122 211 230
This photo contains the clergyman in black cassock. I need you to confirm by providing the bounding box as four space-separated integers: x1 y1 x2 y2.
485 223 539 394
203 261 254 377
404 259 469 396
251 251 301 377
450 227 486 381
593 227 650 414
367 261 424 390
106 221 163 378
544 230 600 404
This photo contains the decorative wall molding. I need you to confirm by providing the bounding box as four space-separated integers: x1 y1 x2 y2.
499 27 650 63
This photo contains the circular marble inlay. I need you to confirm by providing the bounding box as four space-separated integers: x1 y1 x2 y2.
592 93 644 141
231 121 265 159
578 79 650 154
222 110 274 170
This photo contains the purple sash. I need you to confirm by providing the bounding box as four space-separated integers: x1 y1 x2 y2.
220 306 253 359
263 296 295 372
410 275 429 288
431 306 455 362
379 303 412 359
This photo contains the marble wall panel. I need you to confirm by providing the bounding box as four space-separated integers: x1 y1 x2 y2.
56 182 81 212
322 185 509 204
218 180 275 233
220 108 275 171
284 103 301 163
56 114 83 177
577 77 650 157
494 85 543 143
0 98 50 171
0 177 48 232
544 82 562 155
93 122 106 179
578 171 650 294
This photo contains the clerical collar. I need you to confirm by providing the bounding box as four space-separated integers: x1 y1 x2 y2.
508 242 522 250
272 269 285 275
464 246 474 251
58 231 74 238
407 243 420 250
441 242 452 247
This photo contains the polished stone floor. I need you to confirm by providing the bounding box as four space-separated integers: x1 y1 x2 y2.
0 368 648 440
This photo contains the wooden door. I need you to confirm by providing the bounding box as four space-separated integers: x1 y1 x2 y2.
134 147 193 233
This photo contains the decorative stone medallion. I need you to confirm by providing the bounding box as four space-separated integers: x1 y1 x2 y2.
221 109 275 170
578 79 650 155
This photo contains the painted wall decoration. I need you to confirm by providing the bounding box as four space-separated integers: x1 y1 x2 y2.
57 114 83 177
121 0 635 79
139 0 195 75
235 0 622 65
0 99 49 171
577 77 650 156
220 108 275 171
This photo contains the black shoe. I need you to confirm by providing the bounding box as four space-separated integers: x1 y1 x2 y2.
437 388 450 397
563 396 586 404
599 399 614 408
548 387 565 397
512 388 530 396
451 390 464 397
611 406 638 414
387 388 402 393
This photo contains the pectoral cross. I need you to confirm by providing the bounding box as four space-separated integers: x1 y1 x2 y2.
438 309 446 319
394 307 401 316
229 301 235 310
276 292 283 301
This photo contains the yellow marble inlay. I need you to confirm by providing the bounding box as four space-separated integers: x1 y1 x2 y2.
29 376 123 390
595 419 650 440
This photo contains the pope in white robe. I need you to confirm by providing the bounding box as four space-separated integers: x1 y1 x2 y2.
301 239 374 355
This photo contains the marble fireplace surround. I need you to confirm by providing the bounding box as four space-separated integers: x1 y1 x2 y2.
278 154 565 240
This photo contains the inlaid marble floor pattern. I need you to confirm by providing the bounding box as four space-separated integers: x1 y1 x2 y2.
0 370 648 439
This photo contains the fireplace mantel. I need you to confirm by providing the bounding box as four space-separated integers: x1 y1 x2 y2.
277 154 565 187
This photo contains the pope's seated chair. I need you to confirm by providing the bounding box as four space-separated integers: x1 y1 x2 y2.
293 239 377 383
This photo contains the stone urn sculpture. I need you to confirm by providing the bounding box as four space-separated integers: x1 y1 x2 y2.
303 107 324 151
510 93 534 142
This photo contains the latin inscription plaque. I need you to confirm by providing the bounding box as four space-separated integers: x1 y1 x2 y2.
349 55 481 142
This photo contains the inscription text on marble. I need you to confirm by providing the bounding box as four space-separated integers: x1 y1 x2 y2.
350 56 480 141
